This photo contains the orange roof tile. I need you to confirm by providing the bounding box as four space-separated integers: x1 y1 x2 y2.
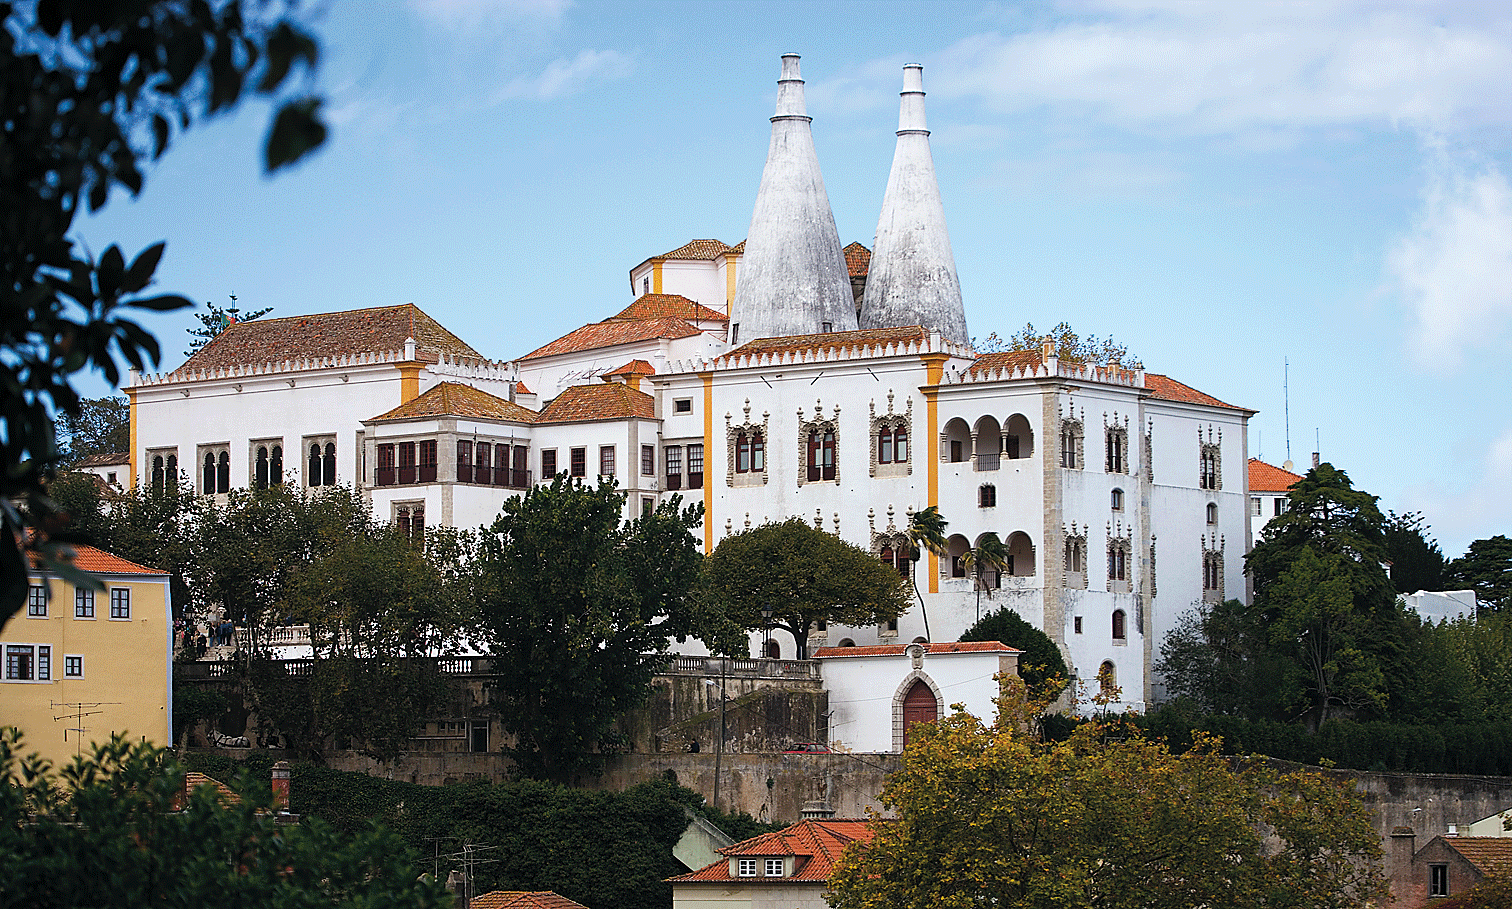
727 325 929 359
367 382 537 424
729 239 746 254
73 451 129 468
843 242 871 278
1443 838 1512 878
813 641 1019 658
178 304 479 372
670 819 877 884
32 543 166 576
606 359 656 378
656 239 734 261
969 349 1044 374
610 294 726 323
1248 458 1303 493
536 382 655 424
520 318 704 361
471 892 590 909
1144 374 1250 411
515 381 532 395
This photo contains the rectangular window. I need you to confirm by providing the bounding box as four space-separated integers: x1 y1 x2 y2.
27 585 46 617
1074 616 1083 634
570 447 586 478
641 444 655 476
75 588 95 618
109 589 130 620
512 445 530 488
457 440 474 483
542 449 558 479
376 443 396 486
599 445 616 478
6 645 33 680
397 441 417 484
738 859 758 877
1251 496 1262 516
1275 498 1288 517
64 655 83 678
475 442 493 485
665 445 682 490
1430 864 1448 898
687 444 704 489
642 496 655 515
418 440 438 482
950 439 964 463
674 398 692 414
765 858 784 877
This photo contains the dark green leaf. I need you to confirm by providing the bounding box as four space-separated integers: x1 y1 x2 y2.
124 242 167 294
264 97 327 172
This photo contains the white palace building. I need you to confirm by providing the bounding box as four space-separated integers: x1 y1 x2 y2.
129 57 1255 712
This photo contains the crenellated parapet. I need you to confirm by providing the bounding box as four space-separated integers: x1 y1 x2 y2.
941 357 1145 389
132 349 516 387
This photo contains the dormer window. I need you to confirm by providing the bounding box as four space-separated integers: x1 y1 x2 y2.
765 858 785 877
737 858 758 877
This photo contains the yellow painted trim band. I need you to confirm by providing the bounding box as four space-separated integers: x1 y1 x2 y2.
126 386 138 488
921 354 948 594
653 261 664 295
398 363 424 404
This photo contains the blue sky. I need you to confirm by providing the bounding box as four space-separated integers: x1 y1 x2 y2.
77 0 1512 559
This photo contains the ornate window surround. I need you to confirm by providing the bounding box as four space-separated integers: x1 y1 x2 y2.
1105 413 1129 474
1198 425 1222 490
1059 401 1084 470
797 398 840 487
1202 533 1225 604
1106 520 1132 594
891 669 944 752
725 400 770 488
1064 523 1088 589
869 391 913 479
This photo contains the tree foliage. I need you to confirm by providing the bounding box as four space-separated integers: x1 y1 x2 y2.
0 730 449 909
704 517 911 659
185 294 272 357
1 0 326 629
1156 599 1287 718
1447 534 1512 612
959 607 1068 701
56 394 129 465
1383 510 1446 594
474 477 714 781
974 321 1139 368
828 690 1386 909
1244 463 1416 728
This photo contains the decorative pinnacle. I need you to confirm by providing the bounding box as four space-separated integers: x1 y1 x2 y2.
898 63 928 134
774 53 809 120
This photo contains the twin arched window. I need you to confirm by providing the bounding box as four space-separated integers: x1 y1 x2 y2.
736 430 765 473
878 424 908 464
807 428 835 481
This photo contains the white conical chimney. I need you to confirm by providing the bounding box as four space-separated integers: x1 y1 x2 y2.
728 55 858 347
859 63 968 344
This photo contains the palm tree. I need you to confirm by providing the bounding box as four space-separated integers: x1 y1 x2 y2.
962 532 1010 624
904 506 949 640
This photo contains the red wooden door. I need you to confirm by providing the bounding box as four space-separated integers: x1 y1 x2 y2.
902 681 938 749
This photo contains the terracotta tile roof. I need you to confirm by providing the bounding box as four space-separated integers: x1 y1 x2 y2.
536 382 655 424
178 304 479 372
1248 458 1303 493
74 451 129 468
1144 373 1248 411
520 318 703 361
606 359 656 378
1443 837 1512 877
729 239 746 254
656 239 733 261
367 382 537 424
471 892 590 909
670 819 877 884
610 294 726 323
814 641 1019 658
515 381 532 395
32 543 166 576
843 241 871 278
186 772 239 802
969 349 1044 374
727 325 929 359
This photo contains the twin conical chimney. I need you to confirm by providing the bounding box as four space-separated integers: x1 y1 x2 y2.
860 64 967 343
727 55 858 347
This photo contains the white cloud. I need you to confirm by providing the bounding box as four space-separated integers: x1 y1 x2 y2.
406 0 572 31
1389 145 1512 370
494 49 634 101
918 1 1512 140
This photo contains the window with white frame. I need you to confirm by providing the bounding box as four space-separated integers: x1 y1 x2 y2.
664 445 683 489
5 644 50 681
737 858 758 877
599 445 616 478
75 588 95 618
765 858 784 877
1251 496 1262 516
27 585 46 617
64 655 83 678
109 588 130 619
641 444 655 476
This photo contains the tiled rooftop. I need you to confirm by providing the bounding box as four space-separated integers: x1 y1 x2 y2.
605 359 656 378
813 641 1019 658
610 294 726 323
727 325 929 359
536 382 656 424
368 382 537 424
32 543 166 576
1248 457 1304 493
1145 373 1247 411
843 241 871 278
73 451 129 468
177 304 479 372
1443 837 1512 878
669 819 876 884
969 349 1044 374
520 318 704 361
656 238 734 260
471 892 590 909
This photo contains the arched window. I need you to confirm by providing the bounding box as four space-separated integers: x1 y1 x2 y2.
151 456 165 493
751 431 765 472
202 452 215 494
1200 443 1221 490
270 445 282 486
1060 420 1083 469
880 545 896 572
255 446 270 489
1111 488 1124 510
894 425 908 462
308 439 337 487
1112 609 1126 640
1206 502 1218 524
216 451 230 493
837 638 855 648
878 425 894 464
764 640 780 659
1099 661 1118 697
901 679 938 749
736 431 751 473
807 428 835 481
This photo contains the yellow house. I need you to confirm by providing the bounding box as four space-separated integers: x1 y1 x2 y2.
3 545 171 769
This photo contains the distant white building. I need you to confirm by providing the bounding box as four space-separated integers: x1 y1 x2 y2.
1248 457 1303 539
1402 590 1478 624
129 56 1260 712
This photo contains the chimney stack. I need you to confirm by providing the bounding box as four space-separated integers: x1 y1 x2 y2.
271 760 291 812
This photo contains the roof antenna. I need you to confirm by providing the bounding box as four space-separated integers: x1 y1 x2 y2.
1282 358 1293 472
